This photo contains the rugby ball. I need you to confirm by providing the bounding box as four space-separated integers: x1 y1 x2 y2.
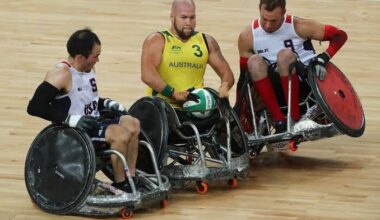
183 88 216 119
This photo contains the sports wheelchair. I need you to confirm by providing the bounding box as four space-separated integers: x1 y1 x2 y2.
128 88 250 194
235 62 365 156
24 123 170 218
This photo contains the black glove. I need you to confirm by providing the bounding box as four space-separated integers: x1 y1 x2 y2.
104 98 128 115
311 52 330 80
186 87 200 102
220 97 230 107
64 115 99 131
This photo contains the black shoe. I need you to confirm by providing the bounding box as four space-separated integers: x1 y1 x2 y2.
112 180 134 193
112 177 146 193
134 176 149 193
274 120 287 134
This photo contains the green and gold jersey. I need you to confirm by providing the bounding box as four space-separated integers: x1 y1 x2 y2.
146 30 209 106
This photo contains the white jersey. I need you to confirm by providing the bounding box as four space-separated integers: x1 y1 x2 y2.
54 61 100 117
252 15 316 66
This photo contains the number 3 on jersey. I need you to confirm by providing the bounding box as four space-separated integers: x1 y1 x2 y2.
192 45 203 57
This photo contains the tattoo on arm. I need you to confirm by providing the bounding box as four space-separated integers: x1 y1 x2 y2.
209 36 227 61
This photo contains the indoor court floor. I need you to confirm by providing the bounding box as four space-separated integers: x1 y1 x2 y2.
0 0 379 219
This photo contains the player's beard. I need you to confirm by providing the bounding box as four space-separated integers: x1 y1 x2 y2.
174 18 194 41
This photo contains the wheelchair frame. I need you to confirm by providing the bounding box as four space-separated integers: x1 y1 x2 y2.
25 124 171 218
129 88 250 194
237 62 365 156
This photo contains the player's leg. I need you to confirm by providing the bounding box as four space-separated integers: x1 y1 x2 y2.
119 115 140 178
248 54 286 133
277 49 300 121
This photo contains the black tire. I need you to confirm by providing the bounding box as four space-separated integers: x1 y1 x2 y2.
205 88 248 155
129 96 169 171
25 124 96 214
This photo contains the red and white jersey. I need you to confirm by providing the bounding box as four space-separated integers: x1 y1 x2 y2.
252 15 316 65
54 61 100 117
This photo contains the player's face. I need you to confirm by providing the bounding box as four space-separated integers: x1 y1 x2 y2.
171 5 196 40
82 44 101 72
259 5 285 33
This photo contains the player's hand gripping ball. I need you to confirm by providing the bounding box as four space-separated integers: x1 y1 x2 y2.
183 88 216 119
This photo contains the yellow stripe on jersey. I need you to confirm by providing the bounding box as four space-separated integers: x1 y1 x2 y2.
146 30 209 107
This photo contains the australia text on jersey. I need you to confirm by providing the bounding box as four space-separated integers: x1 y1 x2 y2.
169 62 204 69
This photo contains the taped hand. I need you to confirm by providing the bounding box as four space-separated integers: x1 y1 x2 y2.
311 52 330 80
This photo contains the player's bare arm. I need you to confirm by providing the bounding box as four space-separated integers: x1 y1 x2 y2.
141 32 167 93
238 25 254 58
294 17 325 41
141 32 188 101
294 16 347 59
205 34 234 91
43 64 72 93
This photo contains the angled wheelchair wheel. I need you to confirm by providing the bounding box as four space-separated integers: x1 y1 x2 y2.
218 102 249 155
206 88 249 155
129 96 169 172
308 62 365 137
236 93 255 134
25 124 96 214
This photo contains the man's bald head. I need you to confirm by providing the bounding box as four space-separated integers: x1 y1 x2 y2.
170 0 196 41
171 0 195 15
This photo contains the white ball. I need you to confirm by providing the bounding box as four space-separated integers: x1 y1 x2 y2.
182 88 216 119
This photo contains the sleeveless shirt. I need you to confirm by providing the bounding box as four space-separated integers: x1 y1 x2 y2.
53 61 100 117
146 30 209 106
252 15 316 65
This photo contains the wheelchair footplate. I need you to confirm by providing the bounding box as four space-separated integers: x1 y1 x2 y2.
161 151 249 194
248 114 342 154
74 174 171 218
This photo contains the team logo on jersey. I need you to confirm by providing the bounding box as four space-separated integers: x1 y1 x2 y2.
84 100 98 115
171 45 182 54
257 48 269 54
